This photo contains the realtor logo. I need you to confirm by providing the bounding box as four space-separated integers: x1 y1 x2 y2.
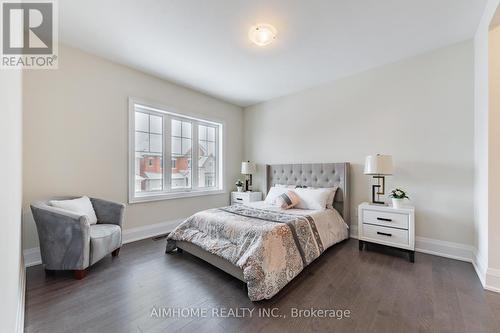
1 0 58 69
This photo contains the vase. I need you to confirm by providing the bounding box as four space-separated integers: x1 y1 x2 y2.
237 186 243 192
392 198 404 209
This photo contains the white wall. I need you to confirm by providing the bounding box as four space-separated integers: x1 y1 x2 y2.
0 69 24 331
473 0 500 290
23 44 243 250
489 25 500 272
244 41 475 247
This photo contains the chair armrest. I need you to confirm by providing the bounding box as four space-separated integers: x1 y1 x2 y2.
30 203 90 270
90 198 125 227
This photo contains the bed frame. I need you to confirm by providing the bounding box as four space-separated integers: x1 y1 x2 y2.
175 162 350 282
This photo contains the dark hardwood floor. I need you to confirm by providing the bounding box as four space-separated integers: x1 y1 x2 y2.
25 238 500 333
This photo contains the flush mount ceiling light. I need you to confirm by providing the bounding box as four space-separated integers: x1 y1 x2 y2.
248 23 277 46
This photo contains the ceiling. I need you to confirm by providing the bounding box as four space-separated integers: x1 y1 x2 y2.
59 0 487 107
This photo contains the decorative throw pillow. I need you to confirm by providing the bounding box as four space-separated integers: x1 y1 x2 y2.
49 196 98 225
294 187 331 210
274 190 300 209
265 186 292 204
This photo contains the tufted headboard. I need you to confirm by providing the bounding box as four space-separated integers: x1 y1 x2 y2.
265 163 350 225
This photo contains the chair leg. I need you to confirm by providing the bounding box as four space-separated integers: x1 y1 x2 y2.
74 269 87 280
112 247 121 257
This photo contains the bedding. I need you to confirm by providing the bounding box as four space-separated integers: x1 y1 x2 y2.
166 201 348 301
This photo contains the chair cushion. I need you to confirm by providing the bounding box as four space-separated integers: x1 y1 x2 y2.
89 224 122 265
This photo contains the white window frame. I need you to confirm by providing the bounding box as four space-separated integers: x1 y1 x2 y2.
128 98 225 203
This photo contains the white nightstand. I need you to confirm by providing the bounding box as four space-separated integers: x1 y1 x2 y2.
231 191 262 205
358 202 415 262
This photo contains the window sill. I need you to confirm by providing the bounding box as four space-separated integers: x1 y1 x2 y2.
129 189 226 204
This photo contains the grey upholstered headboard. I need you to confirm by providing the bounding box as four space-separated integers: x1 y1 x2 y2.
265 163 350 225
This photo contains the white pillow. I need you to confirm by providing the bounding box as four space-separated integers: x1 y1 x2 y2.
294 188 331 210
49 196 98 225
265 186 292 205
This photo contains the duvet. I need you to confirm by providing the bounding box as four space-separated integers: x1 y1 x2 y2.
166 202 348 301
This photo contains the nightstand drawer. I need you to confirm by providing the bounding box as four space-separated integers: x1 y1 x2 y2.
231 191 262 205
232 193 249 203
362 209 409 230
362 224 409 247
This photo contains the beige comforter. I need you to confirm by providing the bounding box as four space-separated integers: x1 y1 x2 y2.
166 203 348 301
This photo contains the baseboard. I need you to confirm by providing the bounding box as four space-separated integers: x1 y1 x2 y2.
122 218 184 244
23 218 500 294
24 247 42 267
23 218 185 267
414 236 474 262
472 249 487 287
351 226 500 294
485 267 500 293
17 254 26 333
350 225 474 263
349 224 358 239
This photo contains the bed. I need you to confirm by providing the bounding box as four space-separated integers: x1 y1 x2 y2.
166 163 350 301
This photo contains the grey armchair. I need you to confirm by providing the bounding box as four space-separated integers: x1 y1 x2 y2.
30 197 125 279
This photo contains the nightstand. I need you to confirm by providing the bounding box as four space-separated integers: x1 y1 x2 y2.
358 202 415 262
231 191 262 205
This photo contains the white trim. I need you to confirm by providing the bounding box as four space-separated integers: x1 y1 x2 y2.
473 248 487 287
468 249 500 293
122 218 184 243
485 267 500 293
414 236 474 262
351 226 474 262
16 256 25 333
351 226 500 293
23 218 185 267
349 224 358 239
22 217 500 295
130 189 226 203
24 247 42 267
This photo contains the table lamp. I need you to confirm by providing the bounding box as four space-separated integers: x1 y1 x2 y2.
364 154 393 204
241 161 256 192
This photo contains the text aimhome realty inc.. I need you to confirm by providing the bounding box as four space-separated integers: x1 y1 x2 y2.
150 306 352 320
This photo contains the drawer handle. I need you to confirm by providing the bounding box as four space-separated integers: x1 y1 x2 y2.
377 231 392 237
236 198 243 201
377 217 392 222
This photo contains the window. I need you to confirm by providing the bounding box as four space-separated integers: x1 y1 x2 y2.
129 99 223 202
198 124 216 188
171 119 192 189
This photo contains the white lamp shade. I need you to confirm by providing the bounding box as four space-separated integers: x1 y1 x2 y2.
241 161 256 174
364 155 393 175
